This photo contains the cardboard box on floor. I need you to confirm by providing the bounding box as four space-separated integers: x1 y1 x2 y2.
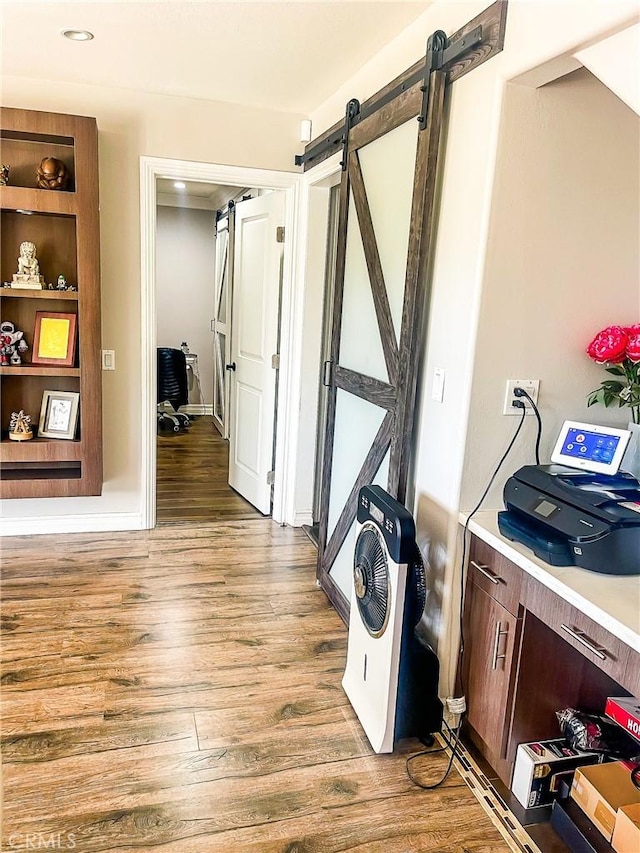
612 803 640 853
571 763 640 842
511 739 602 809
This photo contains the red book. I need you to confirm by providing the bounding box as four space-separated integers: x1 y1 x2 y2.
605 696 640 742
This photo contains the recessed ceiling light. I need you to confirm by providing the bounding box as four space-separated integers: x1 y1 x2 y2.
61 29 94 41
173 181 186 190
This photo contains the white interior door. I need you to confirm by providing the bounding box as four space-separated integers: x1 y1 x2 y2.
228 191 284 514
212 213 231 437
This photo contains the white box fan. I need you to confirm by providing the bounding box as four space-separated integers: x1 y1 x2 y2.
342 485 442 754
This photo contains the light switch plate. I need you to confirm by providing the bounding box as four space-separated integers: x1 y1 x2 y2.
102 349 115 370
432 367 445 403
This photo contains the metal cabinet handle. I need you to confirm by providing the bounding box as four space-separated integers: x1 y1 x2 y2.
560 624 607 661
470 560 501 585
491 621 509 670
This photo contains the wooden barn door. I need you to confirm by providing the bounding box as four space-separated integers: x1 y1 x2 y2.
315 3 508 621
317 80 445 620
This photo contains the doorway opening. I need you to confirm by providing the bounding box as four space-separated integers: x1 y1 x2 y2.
155 180 264 524
140 157 301 530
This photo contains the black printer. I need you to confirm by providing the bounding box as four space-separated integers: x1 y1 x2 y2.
498 465 640 575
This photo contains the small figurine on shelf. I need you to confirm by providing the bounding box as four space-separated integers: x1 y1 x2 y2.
0 164 9 186
8 410 33 442
12 240 44 290
0 320 28 365
36 157 69 190
57 274 67 290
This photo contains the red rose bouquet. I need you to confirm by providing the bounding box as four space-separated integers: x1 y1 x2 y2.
586 325 640 424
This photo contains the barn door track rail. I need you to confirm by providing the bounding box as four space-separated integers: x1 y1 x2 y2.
295 25 482 169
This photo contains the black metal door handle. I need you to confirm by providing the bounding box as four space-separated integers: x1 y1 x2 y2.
225 362 236 372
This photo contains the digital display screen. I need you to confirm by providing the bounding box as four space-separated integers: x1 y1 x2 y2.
369 504 384 526
534 499 557 518
560 427 620 464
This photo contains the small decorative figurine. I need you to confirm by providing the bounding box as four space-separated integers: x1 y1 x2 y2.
8 410 33 442
57 274 67 290
37 157 69 190
0 320 28 365
0 164 9 186
12 241 44 290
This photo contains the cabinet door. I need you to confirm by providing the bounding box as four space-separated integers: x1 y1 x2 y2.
463 582 521 760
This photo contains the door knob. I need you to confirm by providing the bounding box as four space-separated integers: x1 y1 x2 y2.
225 362 236 372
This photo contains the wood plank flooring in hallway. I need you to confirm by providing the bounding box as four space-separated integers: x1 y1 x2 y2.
1 520 511 853
156 415 260 523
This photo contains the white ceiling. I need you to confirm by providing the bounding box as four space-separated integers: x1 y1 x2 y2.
1 1 432 114
156 178 247 209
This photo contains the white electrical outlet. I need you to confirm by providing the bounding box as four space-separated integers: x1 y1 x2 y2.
503 379 539 415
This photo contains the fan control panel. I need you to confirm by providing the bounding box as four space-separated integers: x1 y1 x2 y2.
358 485 416 564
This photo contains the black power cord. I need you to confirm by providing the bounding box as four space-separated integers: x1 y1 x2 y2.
407 392 540 792
513 387 543 465
459 403 527 657
406 719 463 789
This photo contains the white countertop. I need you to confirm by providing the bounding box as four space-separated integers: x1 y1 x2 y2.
463 510 640 653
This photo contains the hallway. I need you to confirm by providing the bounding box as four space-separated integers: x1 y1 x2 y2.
156 415 261 523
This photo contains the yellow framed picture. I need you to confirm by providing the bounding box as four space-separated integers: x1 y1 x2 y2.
32 312 77 367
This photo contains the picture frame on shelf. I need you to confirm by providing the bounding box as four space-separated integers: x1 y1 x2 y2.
32 311 77 367
38 390 79 440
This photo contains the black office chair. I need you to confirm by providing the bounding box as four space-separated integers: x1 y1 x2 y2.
157 347 190 432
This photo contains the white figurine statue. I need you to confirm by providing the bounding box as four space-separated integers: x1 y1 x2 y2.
12 241 44 290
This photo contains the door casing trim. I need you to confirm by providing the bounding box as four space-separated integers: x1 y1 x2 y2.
140 156 301 529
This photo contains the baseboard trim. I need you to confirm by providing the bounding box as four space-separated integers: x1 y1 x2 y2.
0 512 144 537
181 404 213 416
292 511 314 527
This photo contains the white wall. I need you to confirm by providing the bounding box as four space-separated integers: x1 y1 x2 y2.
461 69 639 511
156 205 216 408
0 77 302 533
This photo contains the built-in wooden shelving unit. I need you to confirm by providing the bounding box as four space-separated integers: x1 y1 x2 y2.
0 107 102 499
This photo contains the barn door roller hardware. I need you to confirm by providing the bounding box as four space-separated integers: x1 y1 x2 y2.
418 26 482 128
294 24 482 168
341 98 361 171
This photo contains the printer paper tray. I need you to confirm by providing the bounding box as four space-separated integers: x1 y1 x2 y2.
497 511 572 566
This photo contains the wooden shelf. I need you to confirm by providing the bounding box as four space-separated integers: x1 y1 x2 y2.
0 366 80 377
0 437 82 463
0 185 77 216
0 107 102 499
0 288 79 300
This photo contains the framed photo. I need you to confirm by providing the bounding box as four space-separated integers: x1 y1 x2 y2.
38 390 80 440
32 312 77 367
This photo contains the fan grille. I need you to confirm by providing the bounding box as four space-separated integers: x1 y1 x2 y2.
353 526 390 637
409 546 427 627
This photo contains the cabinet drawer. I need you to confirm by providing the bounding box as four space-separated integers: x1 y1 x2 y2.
468 536 522 615
522 575 630 686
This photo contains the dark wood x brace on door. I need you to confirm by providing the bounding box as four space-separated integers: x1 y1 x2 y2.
299 1 508 622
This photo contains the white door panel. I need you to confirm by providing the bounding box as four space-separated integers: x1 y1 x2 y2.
228 192 284 514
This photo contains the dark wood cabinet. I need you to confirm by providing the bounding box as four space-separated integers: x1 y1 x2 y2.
0 107 102 498
462 580 521 768
459 533 640 787
521 573 632 689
